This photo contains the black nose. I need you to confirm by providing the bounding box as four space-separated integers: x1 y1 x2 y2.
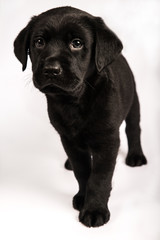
43 61 62 76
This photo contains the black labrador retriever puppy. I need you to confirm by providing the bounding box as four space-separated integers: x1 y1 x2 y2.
14 6 147 227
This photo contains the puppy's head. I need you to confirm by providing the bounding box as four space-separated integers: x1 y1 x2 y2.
14 7 123 94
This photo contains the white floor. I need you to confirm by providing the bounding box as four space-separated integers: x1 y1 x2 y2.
0 0 160 239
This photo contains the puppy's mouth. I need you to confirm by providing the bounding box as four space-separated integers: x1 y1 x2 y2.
36 79 84 94
40 84 56 93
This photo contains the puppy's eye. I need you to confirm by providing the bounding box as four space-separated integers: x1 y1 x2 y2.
35 38 45 49
70 39 83 50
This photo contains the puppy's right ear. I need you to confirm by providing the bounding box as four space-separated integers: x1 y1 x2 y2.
14 25 30 71
14 17 37 71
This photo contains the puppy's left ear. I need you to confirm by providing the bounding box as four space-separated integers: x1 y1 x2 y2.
95 17 123 72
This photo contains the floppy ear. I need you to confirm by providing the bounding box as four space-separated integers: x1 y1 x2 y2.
95 17 123 72
14 25 30 71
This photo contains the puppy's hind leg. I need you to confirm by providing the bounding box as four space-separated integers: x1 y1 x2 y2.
125 91 147 167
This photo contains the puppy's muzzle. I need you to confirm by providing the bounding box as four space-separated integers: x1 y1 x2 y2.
43 60 63 77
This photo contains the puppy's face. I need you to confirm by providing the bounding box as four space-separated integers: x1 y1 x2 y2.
30 14 94 94
14 7 123 95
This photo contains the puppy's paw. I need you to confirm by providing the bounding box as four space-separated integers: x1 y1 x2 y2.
73 193 85 211
79 207 110 227
126 153 147 167
64 159 72 170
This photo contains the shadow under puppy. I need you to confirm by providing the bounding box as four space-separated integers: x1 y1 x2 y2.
14 6 147 227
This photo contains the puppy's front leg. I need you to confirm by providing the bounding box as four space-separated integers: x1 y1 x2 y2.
79 132 120 227
61 136 91 211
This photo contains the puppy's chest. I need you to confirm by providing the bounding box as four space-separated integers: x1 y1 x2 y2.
48 101 87 137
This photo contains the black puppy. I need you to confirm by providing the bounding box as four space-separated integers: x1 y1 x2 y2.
14 6 147 227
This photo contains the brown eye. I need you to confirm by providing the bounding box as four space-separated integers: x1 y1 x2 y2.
70 39 83 50
35 38 45 49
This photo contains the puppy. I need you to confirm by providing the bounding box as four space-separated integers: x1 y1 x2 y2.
14 6 147 227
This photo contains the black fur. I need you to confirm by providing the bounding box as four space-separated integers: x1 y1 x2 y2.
14 6 147 227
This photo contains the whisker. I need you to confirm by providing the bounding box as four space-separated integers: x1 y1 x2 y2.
23 73 32 88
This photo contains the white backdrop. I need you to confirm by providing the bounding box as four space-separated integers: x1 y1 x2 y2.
0 0 160 239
